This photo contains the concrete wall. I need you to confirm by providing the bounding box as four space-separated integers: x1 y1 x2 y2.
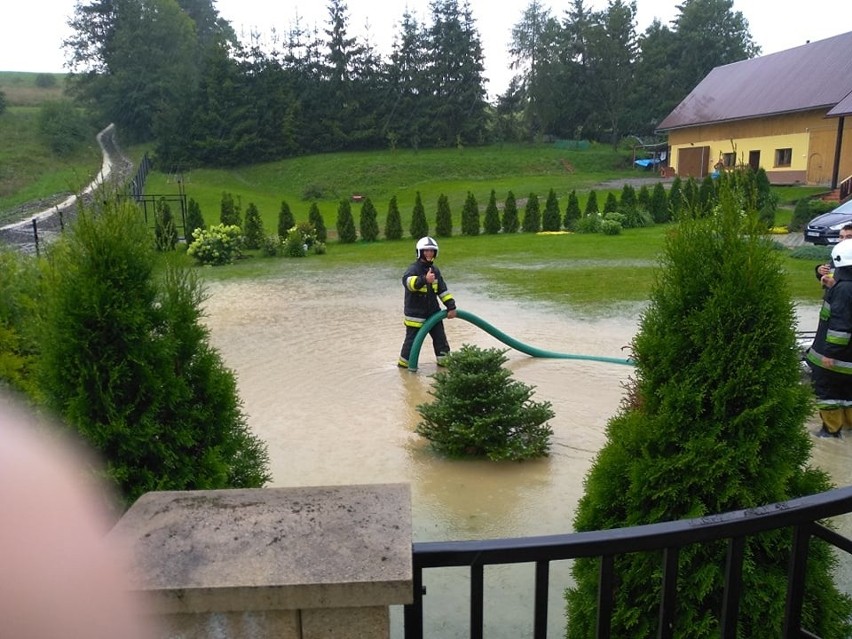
107 484 413 639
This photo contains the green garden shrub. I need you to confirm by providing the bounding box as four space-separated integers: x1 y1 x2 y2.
308 202 327 242
187 224 243 265
483 189 501 234
336 199 357 243
603 191 619 214
185 198 205 241
242 202 265 250
0 248 41 397
359 197 380 242
600 219 622 235
650 182 669 223
220 192 241 227
668 176 684 220
502 191 519 234
436 193 453 237
37 201 270 506
283 227 307 257
461 191 480 236
576 212 601 234
584 190 599 216
566 181 852 639
564 190 581 230
155 198 178 251
385 195 403 240
278 200 295 238
261 234 281 257
522 193 541 233
415 344 554 461
542 188 561 231
410 191 429 239
637 184 651 212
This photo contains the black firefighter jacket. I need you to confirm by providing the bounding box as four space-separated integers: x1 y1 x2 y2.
402 260 456 328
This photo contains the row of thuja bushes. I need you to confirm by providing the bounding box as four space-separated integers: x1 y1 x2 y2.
151 168 783 266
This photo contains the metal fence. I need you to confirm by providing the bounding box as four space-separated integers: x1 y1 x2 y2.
404 486 852 639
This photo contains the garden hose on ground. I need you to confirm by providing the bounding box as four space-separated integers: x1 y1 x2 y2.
406 309 635 371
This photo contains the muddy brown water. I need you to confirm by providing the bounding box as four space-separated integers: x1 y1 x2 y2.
201 268 850 638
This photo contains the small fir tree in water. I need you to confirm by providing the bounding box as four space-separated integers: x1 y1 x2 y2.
483 189 501 234
435 193 453 237
565 181 852 639
416 344 554 461
385 195 403 240
502 191 519 234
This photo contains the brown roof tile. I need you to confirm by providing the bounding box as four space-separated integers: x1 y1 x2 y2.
657 31 852 131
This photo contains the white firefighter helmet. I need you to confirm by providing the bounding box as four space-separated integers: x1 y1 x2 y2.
415 236 439 259
832 239 852 269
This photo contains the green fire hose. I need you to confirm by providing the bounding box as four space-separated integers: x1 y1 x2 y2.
406 309 635 371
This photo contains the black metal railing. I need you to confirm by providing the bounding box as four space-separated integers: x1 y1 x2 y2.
404 485 852 639
840 174 852 202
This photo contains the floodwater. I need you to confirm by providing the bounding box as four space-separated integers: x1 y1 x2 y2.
200 265 851 638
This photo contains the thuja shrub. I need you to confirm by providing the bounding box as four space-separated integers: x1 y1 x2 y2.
522 193 541 233
385 195 403 240
415 344 554 461
185 198 205 241
336 199 357 243
242 202 265 250
308 202 327 242
410 191 429 238
154 198 178 251
542 188 561 231
278 200 295 238
483 189 501 234
566 181 852 639
187 224 243 265
37 201 270 506
502 191 519 234
359 197 380 242
460 191 479 236
220 191 241 227
564 190 581 230
435 193 453 237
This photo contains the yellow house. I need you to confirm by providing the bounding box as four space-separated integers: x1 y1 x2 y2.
657 31 852 191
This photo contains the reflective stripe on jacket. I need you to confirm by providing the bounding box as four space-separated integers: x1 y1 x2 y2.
402 259 455 326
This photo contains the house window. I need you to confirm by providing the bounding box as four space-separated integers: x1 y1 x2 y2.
721 152 736 167
774 148 792 167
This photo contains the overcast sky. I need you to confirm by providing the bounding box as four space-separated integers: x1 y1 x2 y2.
2 0 851 99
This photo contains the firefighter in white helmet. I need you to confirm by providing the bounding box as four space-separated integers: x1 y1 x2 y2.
398 237 457 368
807 238 852 437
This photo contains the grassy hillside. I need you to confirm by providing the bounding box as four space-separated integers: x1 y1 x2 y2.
0 72 103 221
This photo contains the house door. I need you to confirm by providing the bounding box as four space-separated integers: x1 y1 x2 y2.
748 151 760 171
677 146 711 178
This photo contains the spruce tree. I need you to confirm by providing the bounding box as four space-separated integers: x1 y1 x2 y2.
410 191 429 239
185 198 205 242
502 191 519 234
308 202 327 242
435 194 453 237
566 182 852 639
385 195 403 240
460 191 480 236
38 200 270 506
483 189 501 234
521 193 541 233
278 200 295 238
242 202 265 250
359 197 380 242
564 190 581 230
542 188 561 231
336 199 357 243
649 182 669 223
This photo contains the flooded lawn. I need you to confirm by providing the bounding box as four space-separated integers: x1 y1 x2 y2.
200 267 850 638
